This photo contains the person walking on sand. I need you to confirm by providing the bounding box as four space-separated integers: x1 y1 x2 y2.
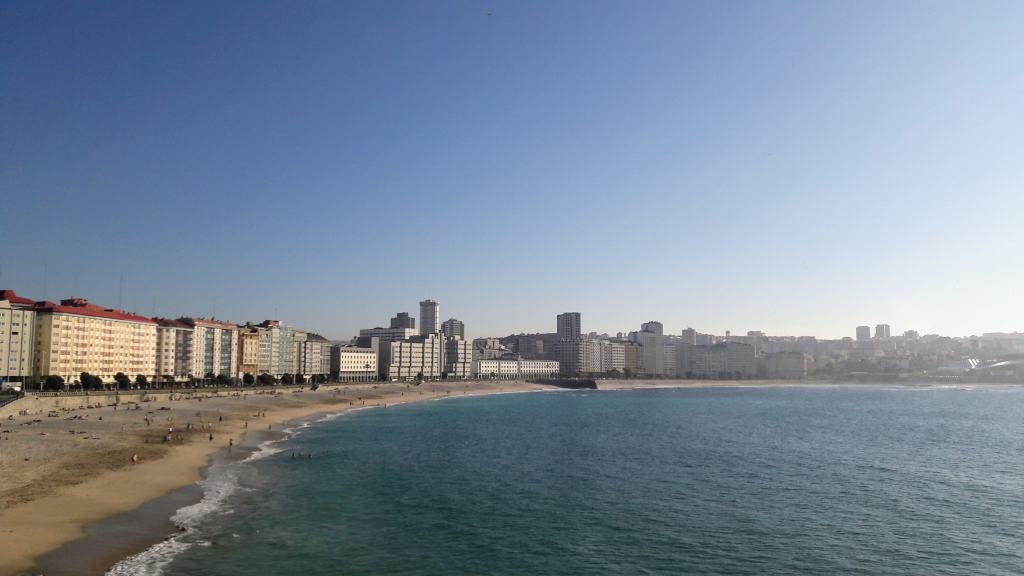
132 454 138 464
209 433 213 442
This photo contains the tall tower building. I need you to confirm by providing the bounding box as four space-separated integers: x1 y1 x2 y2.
874 324 891 339
640 321 664 335
856 326 871 341
557 312 581 340
390 312 415 330
441 318 465 340
419 299 440 336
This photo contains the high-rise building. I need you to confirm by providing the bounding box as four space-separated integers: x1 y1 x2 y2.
357 326 417 346
155 319 193 382
632 321 667 376
33 297 157 383
441 318 465 340
681 327 697 345
0 290 36 388
380 334 444 381
179 318 239 378
419 299 440 336
390 312 415 330
444 336 472 378
640 321 664 335
856 326 871 341
238 328 260 378
301 334 332 379
557 312 581 340
874 324 891 339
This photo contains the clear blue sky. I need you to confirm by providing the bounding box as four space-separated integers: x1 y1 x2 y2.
2 1 1022 340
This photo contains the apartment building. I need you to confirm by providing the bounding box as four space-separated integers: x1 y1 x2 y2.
379 334 444 381
0 290 36 387
33 298 157 383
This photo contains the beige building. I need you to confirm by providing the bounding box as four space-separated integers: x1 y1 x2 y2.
238 328 260 377
33 297 157 383
331 345 378 381
0 290 36 388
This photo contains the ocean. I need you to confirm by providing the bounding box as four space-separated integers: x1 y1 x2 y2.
110 386 1024 575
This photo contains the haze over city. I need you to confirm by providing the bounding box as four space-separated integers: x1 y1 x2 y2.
3 1 1022 340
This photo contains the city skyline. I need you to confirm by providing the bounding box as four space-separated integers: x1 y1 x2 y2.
3 1 1022 339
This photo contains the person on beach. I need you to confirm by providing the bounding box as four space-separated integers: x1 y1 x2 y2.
209 433 213 441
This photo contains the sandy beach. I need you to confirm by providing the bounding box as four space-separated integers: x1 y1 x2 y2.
0 380 553 575
0 378 992 575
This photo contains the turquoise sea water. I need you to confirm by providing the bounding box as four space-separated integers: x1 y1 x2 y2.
118 387 1024 575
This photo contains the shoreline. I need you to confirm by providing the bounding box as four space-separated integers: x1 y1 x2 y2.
0 380 551 576
2 379 1019 575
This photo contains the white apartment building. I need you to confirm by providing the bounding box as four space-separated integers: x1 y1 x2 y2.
155 319 193 382
181 318 239 378
331 346 377 381
0 290 36 387
379 335 444 381
301 334 332 378
684 342 756 379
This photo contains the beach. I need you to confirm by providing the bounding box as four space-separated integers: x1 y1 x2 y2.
0 380 552 575
0 378 995 575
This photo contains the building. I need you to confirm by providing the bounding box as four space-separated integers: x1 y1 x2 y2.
301 334 332 379
390 312 415 330
238 328 260 377
557 338 583 375
155 319 193 382
764 351 808 379
680 327 697 346
875 324 891 339
441 318 465 340
179 318 239 379
444 337 472 378
557 312 581 340
330 345 377 381
0 290 36 388
419 299 440 336
683 342 755 379
518 359 559 378
33 297 157 384
379 334 444 381
632 322 667 376
856 326 871 342
357 326 418 346
475 358 560 379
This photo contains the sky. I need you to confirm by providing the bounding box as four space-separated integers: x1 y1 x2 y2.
1 0 1022 341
